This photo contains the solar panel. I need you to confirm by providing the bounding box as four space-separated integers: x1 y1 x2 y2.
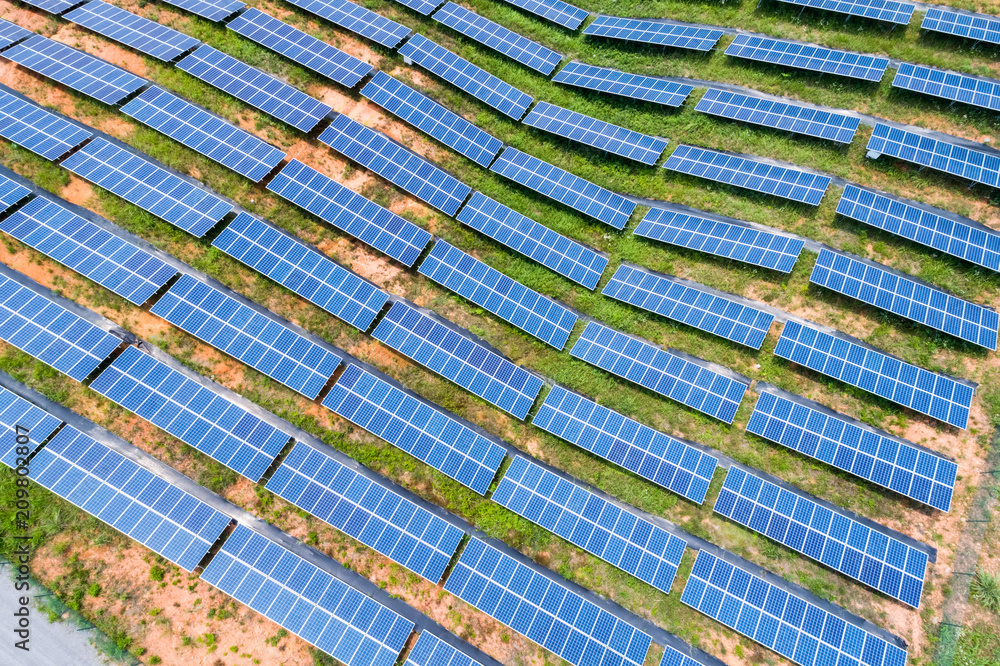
893 62 1000 113
603 264 775 349
491 147 636 229
774 320 975 429
60 138 233 238
776 0 914 25
282 0 412 49
200 524 414 666
211 213 388 331
499 0 588 30
867 122 1000 189
392 0 442 15
0 88 92 160
695 89 860 144
322 363 507 495
456 192 608 290
4 35 147 105
0 383 63 461
716 464 930 608
552 62 693 108
921 8 1000 47
227 9 373 89
404 632 486 666
811 248 999 350
584 16 723 52
0 171 33 213
725 34 889 83
658 646 712 666
150 274 343 399
176 45 331 132
360 71 503 168
371 301 544 420
569 321 748 423
63 1 201 61
90 346 292 481
433 3 563 75
397 34 534 119
0 196 177 306
120 86 285 182
0 18 33 50
16 0 76 14
158 0 245 21
836 184 1000 272
682 550 908 666
746 385 958 511
664 144 832 206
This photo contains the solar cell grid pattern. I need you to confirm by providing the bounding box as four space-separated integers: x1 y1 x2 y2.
159 0 245 22
360 71 503 168
371 301 544 420
492 455 689 591
695 89 860 144
211 213 389 331
418 241 578 350
433 3 563 75
16 0 76 15
322 364 507 495
534 384 721 501
398 34 533 119
774 320 974 429
176 45 331 132
0 18 32 49
867 123 1000 189
0 384 63 460
893 63 1000 113
0 196 176 306
282 0 411 49
90 346 292 481
570 322 748 423
64 1 202 61
921 8 1000 46
390 0 440 14
150 274 342 399
121 87 285 183
716 465 929 608
747 388 958 511
725 34 890 82
200 524 414 666
658 647 707 666
491 148 636 229
499 0 588 30
265 441 464 582
0 89 92 160
0 173 30 214
682 550 908 666
552 62 693 108
404 632 484 666
777 0 914 25
319 115 471 217
583 16 724 52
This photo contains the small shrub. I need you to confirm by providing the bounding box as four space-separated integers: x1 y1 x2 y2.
149 657 162 665
87 583 101 597
971 569 1000 613
149 566 165 582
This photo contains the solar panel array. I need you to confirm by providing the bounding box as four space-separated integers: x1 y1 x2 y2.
725 34 890 82
583 16 724 52
0 18 32 50
893 63 1000 113
159 0 245 22
398 34 533 119
200 524 414 666
90 346 291 481
0 89 92 161
659 647 710 666
747 386 958 511
15 0 76 16
322 363 507 495
532 385 721 502
867 123 1000 189
404 632 485 666
282 0 411 49
716 465 929 608
444 537 653 666
0 173 30 213
811 248 999 350
777 0 914 25
319 115 471 217
664 145 832 206
774 320 975 429
921 8 1000 47
418 240 578 350
61 138 233 238
393 0 442 15
570 322 748 423
695 89 860 144
212 213 389 331
150 274 343 399
371 301 544 420
500 0 588 30
0 384 63 460
553 62 692 108
64 1 202 61
493 455 690 591
360 71 503 168
491 148 636 229
682 550 908 666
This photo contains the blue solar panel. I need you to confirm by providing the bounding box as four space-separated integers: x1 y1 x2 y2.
404 632 485 666
0 19 34 50
322 363 507 495
444 536 653 666
398 34 533 119
158 0 245 21
552 62 693 108
777 0 914 25
319 115 471 217
150 274 343 399
418 241 578 349
176 45 331 132
0 172 32 214
0 383 63 462
658 646 710 666
664 144 832 206
282 0 412 49
61 138 233 237
64 1 201 61
0 196 176 306
17 0 76 14
212 212 388 331
867 123 1000 189
893 62 1000 113
200 524 414 666
774 320 975 429
603 264 775 349
491 147 636 229
746 385 958 511
361 71 503 168
682 550 908 666
584 16 723 52
0 89 92 160
569 321 748 423
121 87 285 183
725 34 889 82
532 385 720 502
371 301 544 420
695 89 860 144
922 8 1000 47
716 465 930 608
499 0 588 30
811 248 999 350
392 0 442 14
